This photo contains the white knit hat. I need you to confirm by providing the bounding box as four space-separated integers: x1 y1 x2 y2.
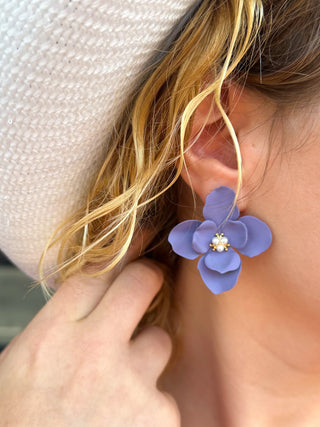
0 0 200 284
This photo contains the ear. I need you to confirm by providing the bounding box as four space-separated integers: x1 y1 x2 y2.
181 82 275 211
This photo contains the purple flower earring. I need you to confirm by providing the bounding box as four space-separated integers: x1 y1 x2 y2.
168 186 272 294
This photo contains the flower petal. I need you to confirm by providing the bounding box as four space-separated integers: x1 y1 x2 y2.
237 216 272 257
168 220 202 259
203 186 239 224
204 247 241 274
198 256 241 294
222 220 248 249
192 220 217 254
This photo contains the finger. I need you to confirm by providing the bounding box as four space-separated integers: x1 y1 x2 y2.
159 391 181 426
47 229 154 322
130 326 173 385
86 259 164 341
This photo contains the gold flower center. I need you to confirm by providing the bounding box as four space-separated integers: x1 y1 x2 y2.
209 233 230 252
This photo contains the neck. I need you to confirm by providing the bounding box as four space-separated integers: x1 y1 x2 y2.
159 255 320 427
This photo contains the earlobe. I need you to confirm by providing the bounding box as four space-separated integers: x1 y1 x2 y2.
181 147 240 204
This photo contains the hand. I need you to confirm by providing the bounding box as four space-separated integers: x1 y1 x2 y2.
0 259 180 426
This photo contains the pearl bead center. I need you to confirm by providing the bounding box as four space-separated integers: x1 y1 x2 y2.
209 233 230 252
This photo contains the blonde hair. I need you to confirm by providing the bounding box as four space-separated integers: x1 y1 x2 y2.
36 0 320 360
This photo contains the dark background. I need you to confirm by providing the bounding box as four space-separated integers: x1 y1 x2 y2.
0 250 46 351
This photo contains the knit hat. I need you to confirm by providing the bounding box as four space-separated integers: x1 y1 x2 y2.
0 0 200 283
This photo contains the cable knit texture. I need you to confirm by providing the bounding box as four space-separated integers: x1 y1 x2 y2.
0 0 197 283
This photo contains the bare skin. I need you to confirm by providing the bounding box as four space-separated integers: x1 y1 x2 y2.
0 259 180 426
158 91 320 426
